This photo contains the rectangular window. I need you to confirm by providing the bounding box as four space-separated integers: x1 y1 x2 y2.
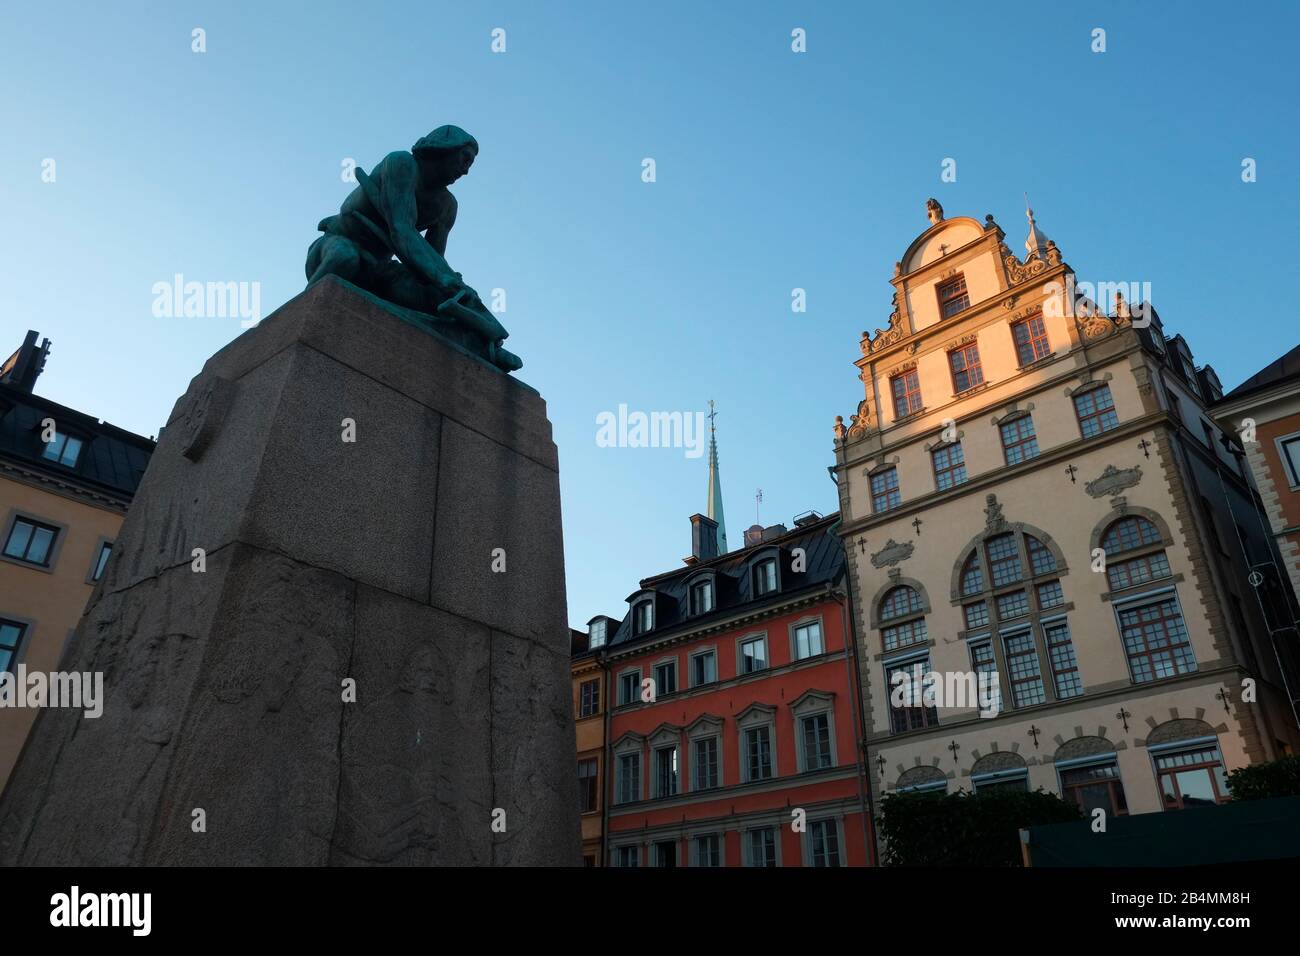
808 820 841 867
91 541 112 582
0 619 28 674
652 841 676 867
654 746 678 798
617 753 641 804
579 678 600 718
692 736 719 790
618 670 640 705
937 274 970 318
1061 761 1128 817
882 617 927 652
746 827 778 867
653 660 677 696
633 600 653 635
1118 598 1197 683
1280 435 1300 487
1155 745 1230 809
948 342 983 393
801 713 833 770
1036 580 1065 609
578 758 599 813
1073 385 1120 439
690 579 714 615
996 590 1030 621
691 650 717 686
999 416 1039 465
1044 620 1083 699
975 775 1029 794
1106 552 1172 591
886 658 939 733
1003 631 1046 707
614 845 639 867
964 601 989 630
41 432 83 467
693 833 721 867
890 368 922 419
3 517 59 567
754 559 777 596
740 637 767 674
870 467 901 513
969 641 1001 713
744 725 773 780
588 619 607 648
793 621 823 660
1012 315 1051 365
932 442 967 491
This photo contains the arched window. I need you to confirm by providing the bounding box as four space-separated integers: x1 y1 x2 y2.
1100 516 1169 591
953 525 1079 708
960 553 983 597
1100 514 1195 683
879 586 926 652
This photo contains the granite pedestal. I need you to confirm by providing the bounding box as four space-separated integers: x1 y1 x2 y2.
0 277 580 866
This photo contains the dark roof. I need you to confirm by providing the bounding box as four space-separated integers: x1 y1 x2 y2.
1223 344 1300 401
606 513 844 652
0 384 155 503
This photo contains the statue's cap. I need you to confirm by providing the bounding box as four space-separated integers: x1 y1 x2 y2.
413 125 478 156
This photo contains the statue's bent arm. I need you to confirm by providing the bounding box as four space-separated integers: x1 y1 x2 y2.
378 151 458 292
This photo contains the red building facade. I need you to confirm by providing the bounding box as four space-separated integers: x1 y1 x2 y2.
600 512 873 866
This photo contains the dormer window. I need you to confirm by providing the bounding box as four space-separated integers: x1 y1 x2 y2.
754 558 778 596
588 619 607 648
690 578 714 616
633 600 654 635
41 432 83 468
936 274 970 318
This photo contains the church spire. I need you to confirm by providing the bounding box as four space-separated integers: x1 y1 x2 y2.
706 400 729 554
1024 193 1050 261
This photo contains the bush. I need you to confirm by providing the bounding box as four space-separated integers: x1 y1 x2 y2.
877 788 1082 866
1226 754 1300 801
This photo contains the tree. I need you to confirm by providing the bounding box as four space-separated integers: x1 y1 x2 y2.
1226 754 1300 801
877 788 1081 866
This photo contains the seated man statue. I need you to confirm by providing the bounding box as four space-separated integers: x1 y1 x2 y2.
305 125 522 372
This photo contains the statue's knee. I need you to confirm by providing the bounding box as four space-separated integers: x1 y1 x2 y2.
307 237 361 284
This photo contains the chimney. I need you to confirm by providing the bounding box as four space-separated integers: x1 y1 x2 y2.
760 523 789 543
690 514 719 562
743 523 765 547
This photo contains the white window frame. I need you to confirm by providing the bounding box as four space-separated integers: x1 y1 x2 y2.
802 816 846 867
689 645 718 687
737 632 769 675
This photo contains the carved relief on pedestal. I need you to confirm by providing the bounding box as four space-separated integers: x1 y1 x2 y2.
175 376 236 462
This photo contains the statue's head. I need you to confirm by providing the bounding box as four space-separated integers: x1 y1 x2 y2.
413 125 479 186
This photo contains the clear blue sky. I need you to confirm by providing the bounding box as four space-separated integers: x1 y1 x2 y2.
4 1 1296 629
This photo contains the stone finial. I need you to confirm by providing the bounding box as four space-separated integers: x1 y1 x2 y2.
925 198 944 225
833 415 847 441
1024 193 1050 261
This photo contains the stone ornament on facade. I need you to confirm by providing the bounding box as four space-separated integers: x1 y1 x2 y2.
847 398 873 439
983 493 1008 533
871 538 914 569
1085 464 1143 499
176 376 235 463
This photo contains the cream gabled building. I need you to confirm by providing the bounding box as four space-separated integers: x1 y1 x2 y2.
832 200 1300 823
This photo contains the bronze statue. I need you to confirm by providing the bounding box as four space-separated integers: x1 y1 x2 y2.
306 126 522 372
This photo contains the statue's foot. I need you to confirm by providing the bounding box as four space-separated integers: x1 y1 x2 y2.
492 344 523 372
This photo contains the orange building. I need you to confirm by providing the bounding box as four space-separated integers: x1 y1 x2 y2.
601 512 872 866
571 627 607 865
0 331 155 792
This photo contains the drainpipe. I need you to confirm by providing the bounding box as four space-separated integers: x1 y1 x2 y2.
829 578 878 867
599 647 611 866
